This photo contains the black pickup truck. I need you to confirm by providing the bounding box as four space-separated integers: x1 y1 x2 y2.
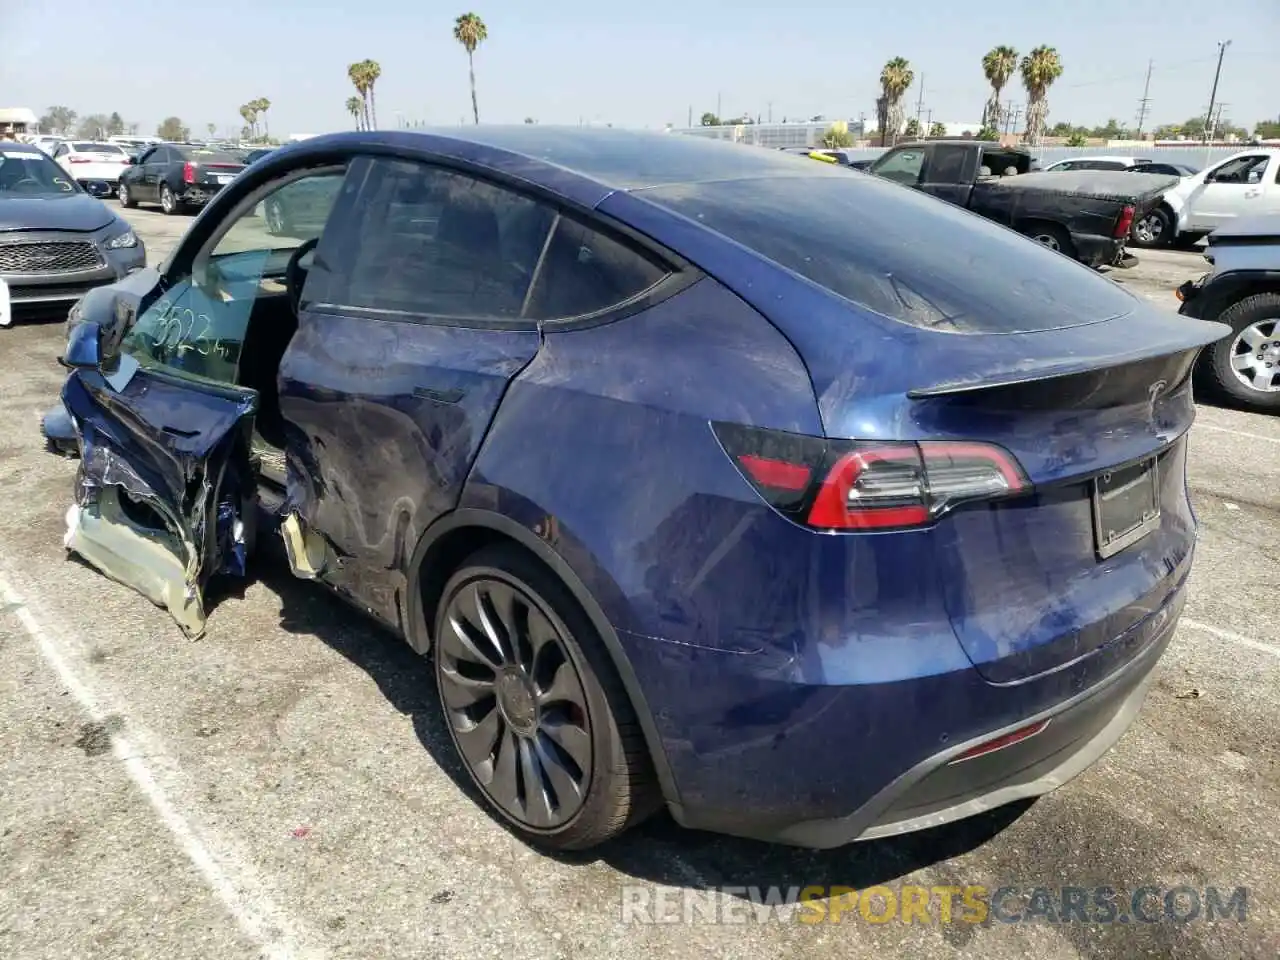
865 141 1178 268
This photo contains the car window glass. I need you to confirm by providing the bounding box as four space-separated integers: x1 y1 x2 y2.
0 153 77 195
322 159 554 320
53 144 67 158
872 149 925 184
136 148 155 164
1210 156 1265 184
122 170 347 385
525 217 669 320
924 145 968 182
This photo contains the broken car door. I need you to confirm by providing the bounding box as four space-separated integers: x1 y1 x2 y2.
62 168 346 636
275 157 554 628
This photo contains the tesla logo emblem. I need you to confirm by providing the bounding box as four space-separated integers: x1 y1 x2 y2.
1147 379 1168 421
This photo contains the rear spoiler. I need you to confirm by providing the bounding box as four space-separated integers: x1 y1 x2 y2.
906 320 1231 400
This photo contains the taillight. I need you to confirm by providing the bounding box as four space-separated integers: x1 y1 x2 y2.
1114 204 1135 238
68 157 91 164
182 162 196 183
713 423 1028 531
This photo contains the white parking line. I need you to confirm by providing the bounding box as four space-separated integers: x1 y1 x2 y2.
0 569 326 960
1194 422 1280 446
1181 618 1280 660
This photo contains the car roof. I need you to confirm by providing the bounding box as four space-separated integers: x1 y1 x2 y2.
0 142 42 156
272 126 854 208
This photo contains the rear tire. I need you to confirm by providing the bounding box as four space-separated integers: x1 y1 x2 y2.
1130 206 1172 248
159 183 181 216
1024 222 1076 260
117 181 136 208
433 544 659 851
1198 293 1280 412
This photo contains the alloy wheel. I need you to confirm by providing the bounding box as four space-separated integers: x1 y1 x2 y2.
1134 214 1163 244
1229 318 1280 394
117 183 129 206
437 575 593 830
266 201 285 234
1033 233 1060 251
161 185 175 213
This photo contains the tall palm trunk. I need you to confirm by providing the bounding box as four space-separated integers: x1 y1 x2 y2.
363 93 371 132
369 87 378 130
468 52 479 124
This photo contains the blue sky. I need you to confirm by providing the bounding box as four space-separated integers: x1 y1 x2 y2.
3 0 1276 136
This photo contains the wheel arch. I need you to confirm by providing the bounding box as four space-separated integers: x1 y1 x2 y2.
402 506 683 807
1191 270 1280 322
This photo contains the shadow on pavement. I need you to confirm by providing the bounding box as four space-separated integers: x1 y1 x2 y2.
255 556 1030 899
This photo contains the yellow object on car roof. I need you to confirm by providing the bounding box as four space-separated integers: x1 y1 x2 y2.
806 151 838 164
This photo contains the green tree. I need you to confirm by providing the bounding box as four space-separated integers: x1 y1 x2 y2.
252 98 272 140
157 116 188 141
206 122 217 137
358 62 380 129
1066 131 1088 147
524 117 536 124
348 62 373 130
929 120 947 138
879 57 914 147
903 117 920 139
1255 119 1280 139
981 46 1018 132
453 13 488 125
1048 120 1074 137
107 112 125 136
699 112 720 126
239 103 258 139
976 126 1000 141
346 96 364 130
40 106 77 135
76 114 111 139
822 125 854 148
1020 45 1063 145
1090 118 1131 139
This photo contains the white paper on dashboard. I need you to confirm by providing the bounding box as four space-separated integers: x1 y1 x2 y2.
0 277 12 327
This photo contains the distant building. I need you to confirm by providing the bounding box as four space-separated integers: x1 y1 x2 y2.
0 107 38 136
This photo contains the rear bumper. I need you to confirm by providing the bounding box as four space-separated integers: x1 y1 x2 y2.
655 576 1186 849
1073 234 1126 268
177 182 231 206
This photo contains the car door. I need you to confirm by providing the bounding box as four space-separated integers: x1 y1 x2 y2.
1184 153 1274 231
276 155 555 628
142 146 169 200
60 163 350 636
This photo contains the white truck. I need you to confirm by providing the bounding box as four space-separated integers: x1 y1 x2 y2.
1131 147 1280 248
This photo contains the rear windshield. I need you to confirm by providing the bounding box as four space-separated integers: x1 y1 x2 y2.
176 146 241 163
72 142 125 153
640 175 1137 333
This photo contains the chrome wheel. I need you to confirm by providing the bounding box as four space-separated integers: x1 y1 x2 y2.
1133 213 1163 245
117 183 129 206
437 574 593 830
160 184 176 214
1033 232 1060 251
265 200 286 235
1229 318 1280 394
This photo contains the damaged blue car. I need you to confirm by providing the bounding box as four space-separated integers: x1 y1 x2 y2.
53 128 1227 853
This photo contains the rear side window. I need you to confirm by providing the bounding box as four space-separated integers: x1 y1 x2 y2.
642 175 1137 334
525 217 669 320
177 147 240 164
321 158 554 320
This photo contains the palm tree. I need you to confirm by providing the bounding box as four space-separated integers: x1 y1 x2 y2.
878 57 914 147
253 98 271 141
360 60 381 129
239 104 257 140
453 13 488 124
1020 46 1063 146
981 46 1018 133
346 96 364 130
348 62 372 131
206 122 216 137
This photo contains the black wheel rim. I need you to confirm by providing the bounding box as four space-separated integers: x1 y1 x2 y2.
438 576 593 830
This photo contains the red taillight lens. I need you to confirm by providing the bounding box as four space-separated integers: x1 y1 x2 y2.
948 719 1050 764
1114 204 1135 238
182 161 196 183
713 424 1028 531
68 157 91 164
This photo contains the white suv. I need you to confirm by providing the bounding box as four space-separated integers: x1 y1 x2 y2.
1134 149 1280 249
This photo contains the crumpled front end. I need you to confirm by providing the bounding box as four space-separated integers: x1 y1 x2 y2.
61 366 257 638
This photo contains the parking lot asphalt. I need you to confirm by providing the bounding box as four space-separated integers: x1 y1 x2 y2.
1 202 1278 960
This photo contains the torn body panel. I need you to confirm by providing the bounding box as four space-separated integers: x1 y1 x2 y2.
62 362 258 638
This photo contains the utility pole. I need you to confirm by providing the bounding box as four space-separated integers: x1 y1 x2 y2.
1008 105 1023 137
687 105 692 127
1135 59 1153 139
1002 99 1014 134
925 108 933 138
914 74 925 131
717 92 722 123
1204 40 1231 143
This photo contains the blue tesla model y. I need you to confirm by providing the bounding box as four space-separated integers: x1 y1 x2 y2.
51 127 1226 850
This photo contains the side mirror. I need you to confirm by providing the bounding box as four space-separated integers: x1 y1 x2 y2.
125 156 136 165
83 180 112 198
63 320 102 369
